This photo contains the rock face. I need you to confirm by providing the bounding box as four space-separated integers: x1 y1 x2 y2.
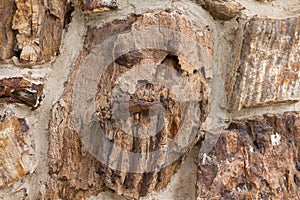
227 15 300 112
0 0 16 61
0 77 43 109
79 0 118 13
197 112 300 199
201 0 244 20
48 12 212 199
12 0 67 63
0 111 35 188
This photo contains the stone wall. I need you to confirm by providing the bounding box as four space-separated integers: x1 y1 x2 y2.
0 0 299 199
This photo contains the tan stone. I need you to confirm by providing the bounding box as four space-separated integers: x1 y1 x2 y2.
78 0 118 13
12 0 67 63
0 110 35 188
47 12 213 199
0 0 16 61
201 0 244 20
226 15 300 112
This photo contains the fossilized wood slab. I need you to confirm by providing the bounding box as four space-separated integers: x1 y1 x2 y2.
227 15 300 112
12 0 67 63
0 77 43 109
0 110 35 188
0 0 16 61
201 0 244 20
79 0 118 13
46 103 107 200
47 12 212 199
197 112 300 199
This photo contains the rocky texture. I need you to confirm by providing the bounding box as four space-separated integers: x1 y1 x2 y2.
0 77 43 109
0 0 16 61
46 103 107 200
227 15 300 112
79 0 118 13
0 110 35 188
201 0 244 20
47 12 212 199
197 112 300 199
12 0 67 63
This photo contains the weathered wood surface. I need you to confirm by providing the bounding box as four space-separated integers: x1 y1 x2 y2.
227 15 300 112
0 0 16 61
197 112 300 199
201 0 244 20
0 111 35 188
0 77 43 109
12 0 67 63
79 0 118 13
47 12 212 199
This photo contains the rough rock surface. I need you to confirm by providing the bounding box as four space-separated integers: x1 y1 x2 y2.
0 110 35 188
12 0 67 63
197 112 300 199
0 77 43 109
201 0 244 20
79 0 118 13
47 12 212 199
0 0 16 61
227 15 300 112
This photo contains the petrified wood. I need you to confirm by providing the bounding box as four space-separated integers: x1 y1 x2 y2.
0 77 43 109
12 0 67 63
0 110 35 188
197 112 300 199
201 0 244 20
48 12 212 199
227 15 300 112
0 0 16 61
79 0 118 13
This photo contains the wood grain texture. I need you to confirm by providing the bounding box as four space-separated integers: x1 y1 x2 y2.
227 15 300 112
12 0 67 63
197 112 300 199
0 111 35 189
0 77 43 109
0 0 16 61
47 12 212 199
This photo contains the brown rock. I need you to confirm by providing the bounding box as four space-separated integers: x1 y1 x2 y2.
79 0 118 13
0 77 43 109
226 15 300 112
0 0 16 61
0 110 35 188
197 112 300 199
202 0 244 20
12 0 67 63
48 12 212 199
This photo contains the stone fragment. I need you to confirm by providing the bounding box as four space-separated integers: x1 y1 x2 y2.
0 0 16 60
197 112 300 199
201 0 244 20
47 12 212 199
12 0 67 63
79 0 118 13
0 110 35 188
0 77 43 109
226 15 300 112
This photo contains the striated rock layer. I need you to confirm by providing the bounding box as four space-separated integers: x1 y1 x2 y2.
197 112 300 199
227 15 300 112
